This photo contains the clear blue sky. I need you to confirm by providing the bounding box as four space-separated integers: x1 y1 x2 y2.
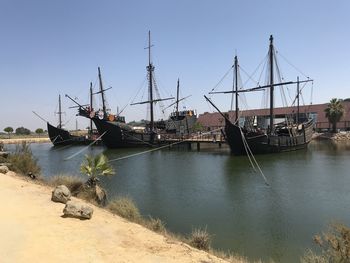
0 0 349 131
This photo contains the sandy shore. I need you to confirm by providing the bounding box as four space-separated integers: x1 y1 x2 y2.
0 172 234 263
0 137 50 144
312 131 350 141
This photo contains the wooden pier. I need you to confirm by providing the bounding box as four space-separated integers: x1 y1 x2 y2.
161 133 227 151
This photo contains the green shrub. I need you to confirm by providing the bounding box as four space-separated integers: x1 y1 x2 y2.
301 223 350 263
8 142 40 176
80 154 114 187
107 197 141 222
189 227 211 251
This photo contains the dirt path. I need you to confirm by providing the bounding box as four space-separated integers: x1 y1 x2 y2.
0 173 236 263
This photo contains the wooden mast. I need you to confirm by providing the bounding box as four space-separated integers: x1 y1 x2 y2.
147 30 155 133
269 35 274 134
58 94 62 129
234 56 239 123
89 82 93 136
98 67 107 117
297 76 300 124
176 78 180 118
130 31 174 137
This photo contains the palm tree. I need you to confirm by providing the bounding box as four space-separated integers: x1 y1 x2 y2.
80 154 115 187
324 98 344 133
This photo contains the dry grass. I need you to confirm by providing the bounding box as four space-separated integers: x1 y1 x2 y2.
189 227 211 251
301 223 350 263
143 216 166 234
301 249 328 263
75 186 100 206
7 142 41 177
107 197 142 223
48 175 84 195
49 175 107 206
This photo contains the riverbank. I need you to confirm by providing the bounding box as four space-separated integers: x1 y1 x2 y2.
0 137 50 144
312 131 350 141
0 171 238 263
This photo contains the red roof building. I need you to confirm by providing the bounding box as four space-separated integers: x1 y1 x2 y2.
198 101 350 132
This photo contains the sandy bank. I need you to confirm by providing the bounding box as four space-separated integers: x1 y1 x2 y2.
313 132 350 141
0 173 233 263
0 137 50 144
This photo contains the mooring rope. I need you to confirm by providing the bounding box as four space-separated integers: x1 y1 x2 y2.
239 128 269 186
51 135 60 143
64 131 107 161
108 140 186 163
240 129 257 173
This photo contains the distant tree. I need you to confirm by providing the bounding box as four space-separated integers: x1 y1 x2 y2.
192 121 205 132
324 98 344 133
15 127 31 135
4 127 14 138
35 128 44 137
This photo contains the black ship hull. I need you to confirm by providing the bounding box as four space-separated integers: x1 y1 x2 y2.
47 122 93 146
92 117 166 149
224 119 314 155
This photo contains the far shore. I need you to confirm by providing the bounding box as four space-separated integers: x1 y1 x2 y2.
0 137 50 144
1 131 350 147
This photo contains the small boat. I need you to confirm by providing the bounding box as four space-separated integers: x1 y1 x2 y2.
163 79 197 136
206 35 314 155
47 95 91 146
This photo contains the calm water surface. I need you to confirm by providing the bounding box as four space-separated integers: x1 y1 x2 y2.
7 141 350 262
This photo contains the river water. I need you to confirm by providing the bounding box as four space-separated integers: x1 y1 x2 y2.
6 140 350 262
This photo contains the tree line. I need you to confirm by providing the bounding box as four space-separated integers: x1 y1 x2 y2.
3 127 45 138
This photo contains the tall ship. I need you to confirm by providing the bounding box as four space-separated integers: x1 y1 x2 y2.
67 32 175 148
47 94 89 146
66 67 130 148
163 79 197 136
206 35 314 155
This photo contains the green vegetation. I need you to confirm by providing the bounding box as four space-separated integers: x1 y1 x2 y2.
80 154 114 186
324 98 345 133
192 121 205 132
15 126 31 135
7 142 40 176
301 223 350 263
3 126 13 138
77 154 114 206
35 128 44 136
189 227 211 251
